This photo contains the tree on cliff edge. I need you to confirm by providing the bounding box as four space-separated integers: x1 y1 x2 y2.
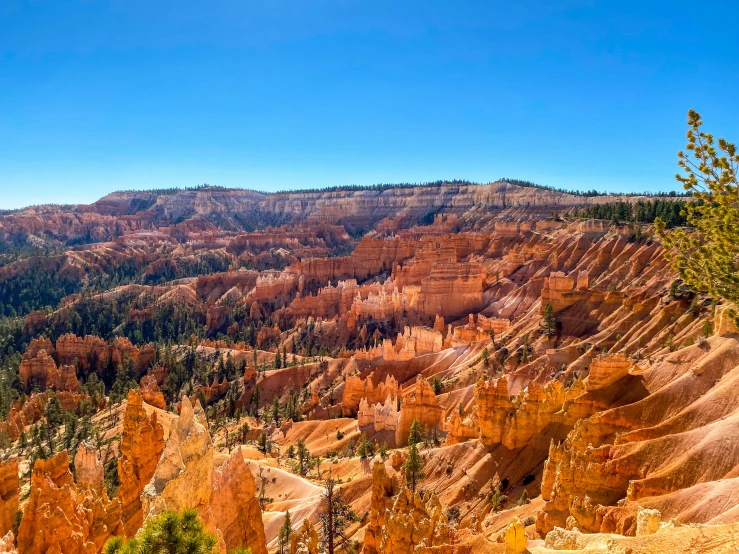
657 110 739 314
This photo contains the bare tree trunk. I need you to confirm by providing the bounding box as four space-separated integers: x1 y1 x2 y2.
327 479 335 554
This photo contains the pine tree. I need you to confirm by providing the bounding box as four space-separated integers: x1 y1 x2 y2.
103 509 218 554
275 350 282 369
224 353 236 380
44 394 63 432
403 443 425 493
356 432 370 458
657 110 739 312
541 303 557 338
251 385 261 412
216 356 225 380
272 395 281 426
278 511 292 554
257 431 270 454
297 439 310 476
238 422 250 444
407 419 422 446
519 332 531 363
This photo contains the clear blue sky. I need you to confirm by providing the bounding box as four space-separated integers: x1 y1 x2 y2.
1 1 738 209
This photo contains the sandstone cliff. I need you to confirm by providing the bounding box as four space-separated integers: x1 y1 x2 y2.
17 451 123 554
0 459 19 538
117 389 166 536
142 397 267 554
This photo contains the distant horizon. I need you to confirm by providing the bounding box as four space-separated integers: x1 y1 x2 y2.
2 2 736 209
1 177 692 213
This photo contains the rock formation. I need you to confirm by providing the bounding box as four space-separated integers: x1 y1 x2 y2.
73 441 104 493
444 409 477 446
139 374 167 410
289 519 320 554
210 450 268 554
584 353 632 391
396 376 444 445
474 375 586 450
504 517 527 554
0 459 19 537
358 395 400 432
117 389 165 536
342 373 399 415
142 397 267 554
0 531 17 554
363 462 398 554
18 349 57 391
636 507 661 537
378 487 458 554
19 347 80 393
0 390 89 441
142 396 217 520
17 451 123 554
55 333 110 369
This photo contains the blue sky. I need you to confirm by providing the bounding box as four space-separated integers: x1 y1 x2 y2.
1 1 737 209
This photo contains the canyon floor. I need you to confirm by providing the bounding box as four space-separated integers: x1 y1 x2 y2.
0 182 737 554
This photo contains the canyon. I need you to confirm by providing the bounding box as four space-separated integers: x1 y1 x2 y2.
0 182 737 554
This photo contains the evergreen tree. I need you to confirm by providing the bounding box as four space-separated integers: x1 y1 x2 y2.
407 419 422 446
278 511 292 554
44 393 64 432
237 422 250 444
541 303 557 338
284 390 302 422
216 355 225 380
356 432 371 458
272 395 281 426
103 509 220 554
519 332 531 363
657 110 739 310
224 353 236 380
296 439 310 476
110 356 137 404
257 431 270 454
251 385 261 413
403 443 425 493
